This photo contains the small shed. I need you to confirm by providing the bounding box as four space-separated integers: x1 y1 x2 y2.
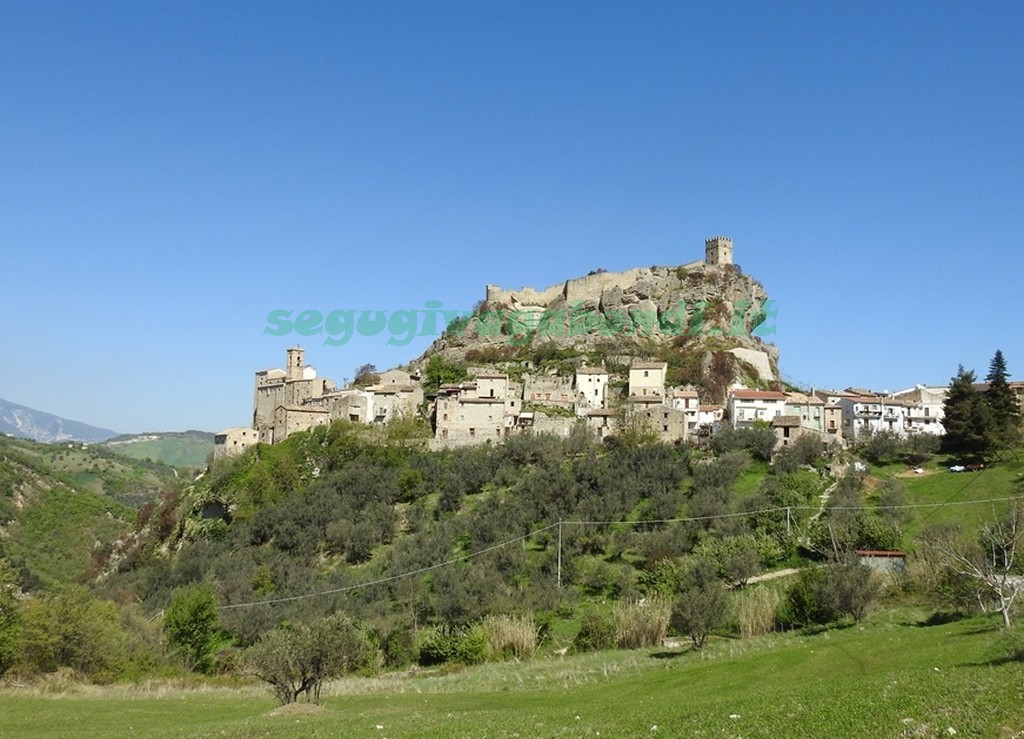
856 549 907 574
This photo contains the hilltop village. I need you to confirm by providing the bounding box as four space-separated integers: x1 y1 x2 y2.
214 237 953 458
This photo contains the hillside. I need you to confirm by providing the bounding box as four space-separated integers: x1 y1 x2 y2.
0 435 143 587
104 431 215 469
0 397 119 443
0 435 179 509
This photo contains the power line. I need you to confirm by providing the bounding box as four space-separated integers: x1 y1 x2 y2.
219 522 560 610
216 494 1024 611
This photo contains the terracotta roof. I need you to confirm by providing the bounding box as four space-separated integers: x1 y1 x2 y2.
576 366 609 375
731 389 787 400
786 392 824 405
631 361 668 370
856 549 908 558
473 372 508 380
674 390 699 398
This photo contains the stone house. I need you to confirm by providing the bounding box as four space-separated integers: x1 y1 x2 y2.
769 414 825 448
433 374 513 446
584 408 619 439
379 368 415 386
271 404 331 443
213 427 258 459
784 392 824 433
368 383 423 423
523 374 575 409
253 347 338 442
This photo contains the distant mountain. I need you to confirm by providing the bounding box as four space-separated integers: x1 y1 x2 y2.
0 398 119 444
104 430 215 468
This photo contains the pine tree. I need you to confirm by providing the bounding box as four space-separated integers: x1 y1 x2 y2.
984 350 1022 453
941 365 992 457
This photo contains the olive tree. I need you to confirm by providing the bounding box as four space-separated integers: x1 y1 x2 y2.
241 613 371 704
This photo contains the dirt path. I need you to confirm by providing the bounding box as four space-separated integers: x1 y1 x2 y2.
810 479 838 522
747 567 800 583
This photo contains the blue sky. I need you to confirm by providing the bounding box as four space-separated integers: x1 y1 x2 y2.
2 1 1021 433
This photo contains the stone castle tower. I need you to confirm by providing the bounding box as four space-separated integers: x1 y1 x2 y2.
286 346 305 381
705 236 733 267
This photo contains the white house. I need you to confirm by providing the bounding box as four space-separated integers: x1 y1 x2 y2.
728 389 788 429
839 395 909 443
890 384 947 436
672 390 700 435
575 366 609 412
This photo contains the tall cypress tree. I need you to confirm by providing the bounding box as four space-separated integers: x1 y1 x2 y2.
941 365 992 456
985 350 1022 452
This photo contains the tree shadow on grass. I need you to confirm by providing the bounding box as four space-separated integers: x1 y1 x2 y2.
649 648 691 660
794 621 856 637
913 611 971 628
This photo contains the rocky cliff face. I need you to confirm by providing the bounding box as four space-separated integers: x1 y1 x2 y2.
420 260 779 395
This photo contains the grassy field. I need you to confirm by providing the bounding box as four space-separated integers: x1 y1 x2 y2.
3 608 1022 738
866 453 1024 545
103 434 214 470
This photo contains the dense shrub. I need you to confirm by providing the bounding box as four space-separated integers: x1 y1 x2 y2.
779 560 880 628
572 608 617 653
417 624 488 666
14 588 128 681
164 582 220 673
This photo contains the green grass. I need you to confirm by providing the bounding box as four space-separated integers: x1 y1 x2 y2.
868 452 1024 545
733 460 771 496
3 609 1023 737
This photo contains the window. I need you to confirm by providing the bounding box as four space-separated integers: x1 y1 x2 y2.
469 428 476 437
643 370 649 377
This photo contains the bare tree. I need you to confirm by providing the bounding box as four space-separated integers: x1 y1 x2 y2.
933 504 1024 628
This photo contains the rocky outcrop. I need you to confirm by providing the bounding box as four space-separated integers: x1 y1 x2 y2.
422 259 779 386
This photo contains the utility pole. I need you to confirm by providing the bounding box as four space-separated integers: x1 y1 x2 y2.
557 522 562 589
